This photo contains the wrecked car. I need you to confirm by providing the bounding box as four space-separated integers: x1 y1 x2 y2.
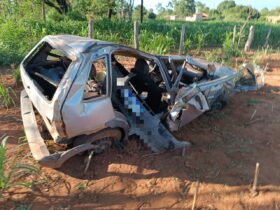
20 35 262 168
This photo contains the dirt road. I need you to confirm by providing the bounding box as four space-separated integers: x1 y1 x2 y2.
0 55 280 209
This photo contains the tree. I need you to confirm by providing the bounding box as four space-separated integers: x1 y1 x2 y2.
270 6 280 15
196 1 209 13
70 0 116 19
0 0 42 19
223 5 260 21
217 0 236 13
260 8 269 16
172 0 195 16
209 9 222 20
44 0 70 14
156 3 165 14
133 4 147 20
127 0 134 20
70 0 91 16
156 2 174 19
115 0 129 19
147 9 156 19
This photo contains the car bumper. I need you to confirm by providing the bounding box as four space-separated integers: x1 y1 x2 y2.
21 90 98 168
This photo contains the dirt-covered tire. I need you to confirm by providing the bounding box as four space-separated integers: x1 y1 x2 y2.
72 128 123 154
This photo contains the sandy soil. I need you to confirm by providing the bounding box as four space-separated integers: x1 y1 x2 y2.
0 54 280 210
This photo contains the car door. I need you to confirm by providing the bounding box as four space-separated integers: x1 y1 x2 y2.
62 55 116 138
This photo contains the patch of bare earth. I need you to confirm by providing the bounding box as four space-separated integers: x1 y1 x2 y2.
0 55 280 209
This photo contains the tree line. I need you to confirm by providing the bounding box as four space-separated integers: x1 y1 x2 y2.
0 0 279 22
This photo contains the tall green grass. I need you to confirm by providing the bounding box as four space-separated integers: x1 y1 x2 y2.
0 136 40 196
0 19 280 65
0 83 16 108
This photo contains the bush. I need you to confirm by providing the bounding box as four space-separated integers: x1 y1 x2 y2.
222 32 241 59
46 9 65 22
67 10 86 21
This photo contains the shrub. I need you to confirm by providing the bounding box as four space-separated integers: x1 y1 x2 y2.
196 33 206 52
222 32 241 59
46 9 65 22
67 10 86 21
185 38 192 53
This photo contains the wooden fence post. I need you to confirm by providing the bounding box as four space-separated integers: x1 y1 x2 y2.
134 21 139 50
244 25 254 52
191 181 200 210
179 25 186 55
264 28 272 49
251 162 260 196
233 25 236 43
88 19 94 39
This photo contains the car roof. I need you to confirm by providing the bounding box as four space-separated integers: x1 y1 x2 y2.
43 35 112 55
42 35 161 61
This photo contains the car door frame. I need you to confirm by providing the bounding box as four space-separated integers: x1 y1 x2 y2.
61 51 116 138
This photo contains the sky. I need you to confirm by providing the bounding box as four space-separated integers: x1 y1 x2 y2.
134 0 280 11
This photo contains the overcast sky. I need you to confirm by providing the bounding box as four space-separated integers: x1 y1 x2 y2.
134 0 280 11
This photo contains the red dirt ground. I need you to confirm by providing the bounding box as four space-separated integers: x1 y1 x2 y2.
0 54 280 210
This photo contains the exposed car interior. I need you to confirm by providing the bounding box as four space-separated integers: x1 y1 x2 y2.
161 57 209 86
24 42 72 100
110 51 168 114
84 58 107 100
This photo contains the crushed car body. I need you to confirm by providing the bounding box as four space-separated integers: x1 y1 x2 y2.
20 35 264 168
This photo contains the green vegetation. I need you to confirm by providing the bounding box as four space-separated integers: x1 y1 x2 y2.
13 68 21 85
0 0 280 66
0 136 40 196
0 18 279 65
0 83 16 108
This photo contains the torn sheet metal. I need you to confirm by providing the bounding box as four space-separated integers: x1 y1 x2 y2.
20 35 263 168
235 63 265 92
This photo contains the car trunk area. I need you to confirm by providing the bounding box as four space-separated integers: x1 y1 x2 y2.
23 42 72 101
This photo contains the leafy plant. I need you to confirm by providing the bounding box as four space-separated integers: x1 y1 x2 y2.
0 136 40 197
222 32 241 60
196 33 206 52
13 68 21 85
1 18 280 65
0 83 16 108
185 38 192 53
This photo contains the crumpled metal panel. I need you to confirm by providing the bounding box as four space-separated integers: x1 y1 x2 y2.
234 63 265 92
21 35 268 167
61 51 116 138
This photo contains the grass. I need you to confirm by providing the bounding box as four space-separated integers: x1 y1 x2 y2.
0 136 40 197
13 68 21 85
1 18 280 65
15 204 32 210
0 83 16 109
247 98 263 106
0 82 16 108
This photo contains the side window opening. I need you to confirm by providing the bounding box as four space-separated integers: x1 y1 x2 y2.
24 42 72 101
111 52 168 114
112 54 136 73
172 59 207 84
83 57 107 100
